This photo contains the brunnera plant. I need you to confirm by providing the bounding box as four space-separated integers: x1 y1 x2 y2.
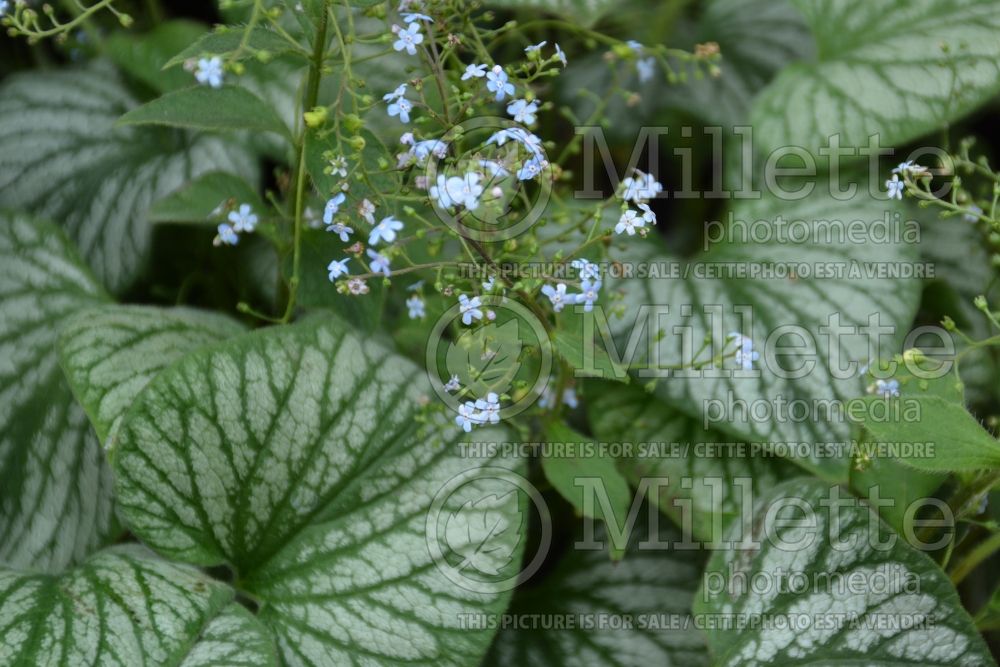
3 0 1000 665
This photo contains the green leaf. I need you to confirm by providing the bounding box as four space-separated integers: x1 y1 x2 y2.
752 0 1000 155
666 0 814 126
149 171 266 224
484 0 615 25
541 421 632 559
486 515 708 666
112 317 525 665
107 20 209 94
59 304 246 443
610 187 921 481
119 86 291 139
0 63 256 293
0 213 115 572
447 319 524 398
858 395 1000 472
164 25 303 69
589 381 799 544
553 308 630 383
0 545 277 665
180 604 279 667
695 477 995 666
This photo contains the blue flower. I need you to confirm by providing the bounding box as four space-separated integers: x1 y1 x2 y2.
387 97 413 123
411 139 448 163
638 202 657 225
727 332 759 371
462 63 487 80
455 401 484 432
369 215 404 245
507 98 539 125
475 392 502 424
486 65 515 101
626 40 644 52
454 173 484 210
637 57 656 83
323 192 346 224
216 223 238 246
524 41 547 54
393 22 424 55
541 283 569 312
555 43 568 67
327 257 350 281
406 295 425 319
622 170 663 202
367 249 392 276
615 209 644 236
483 276 496 291
571 258 600 280
517 156 547 181
486 127 544 159
575 279 601 312
401 12 432 22
875 379 900 398
429 175 453 209
227 203 258 233
458 294 484 325
383 83 407 102
195 57 224 88
326 222 354 243
444 374 461 392
539 387 579 409
886 174 904 200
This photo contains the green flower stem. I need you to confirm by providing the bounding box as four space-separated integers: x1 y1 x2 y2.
281 0 331 324
950 528 1000 584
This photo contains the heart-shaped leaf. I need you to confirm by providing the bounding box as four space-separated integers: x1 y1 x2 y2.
0 62 256 293
695 478 995 666
610 187 921 481
112 317 526 665
588 381 798 544
0 213 115 572
447 319 524 397
59 304 246 443
0 545 277 665
752 0 1000 155
486 514 709 666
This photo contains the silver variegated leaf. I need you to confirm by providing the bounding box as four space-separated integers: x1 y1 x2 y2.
0 62 257 293
113 317 526 666
59 304 246 443
0 213 114 572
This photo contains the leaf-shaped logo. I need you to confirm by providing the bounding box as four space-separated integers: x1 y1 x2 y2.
445 319 523 397
444 491 524 577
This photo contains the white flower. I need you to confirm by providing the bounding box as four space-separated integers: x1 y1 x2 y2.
328 155 348 178
455 401 484 432
615 209 645 236
359 198 376 224
347 277 369 295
